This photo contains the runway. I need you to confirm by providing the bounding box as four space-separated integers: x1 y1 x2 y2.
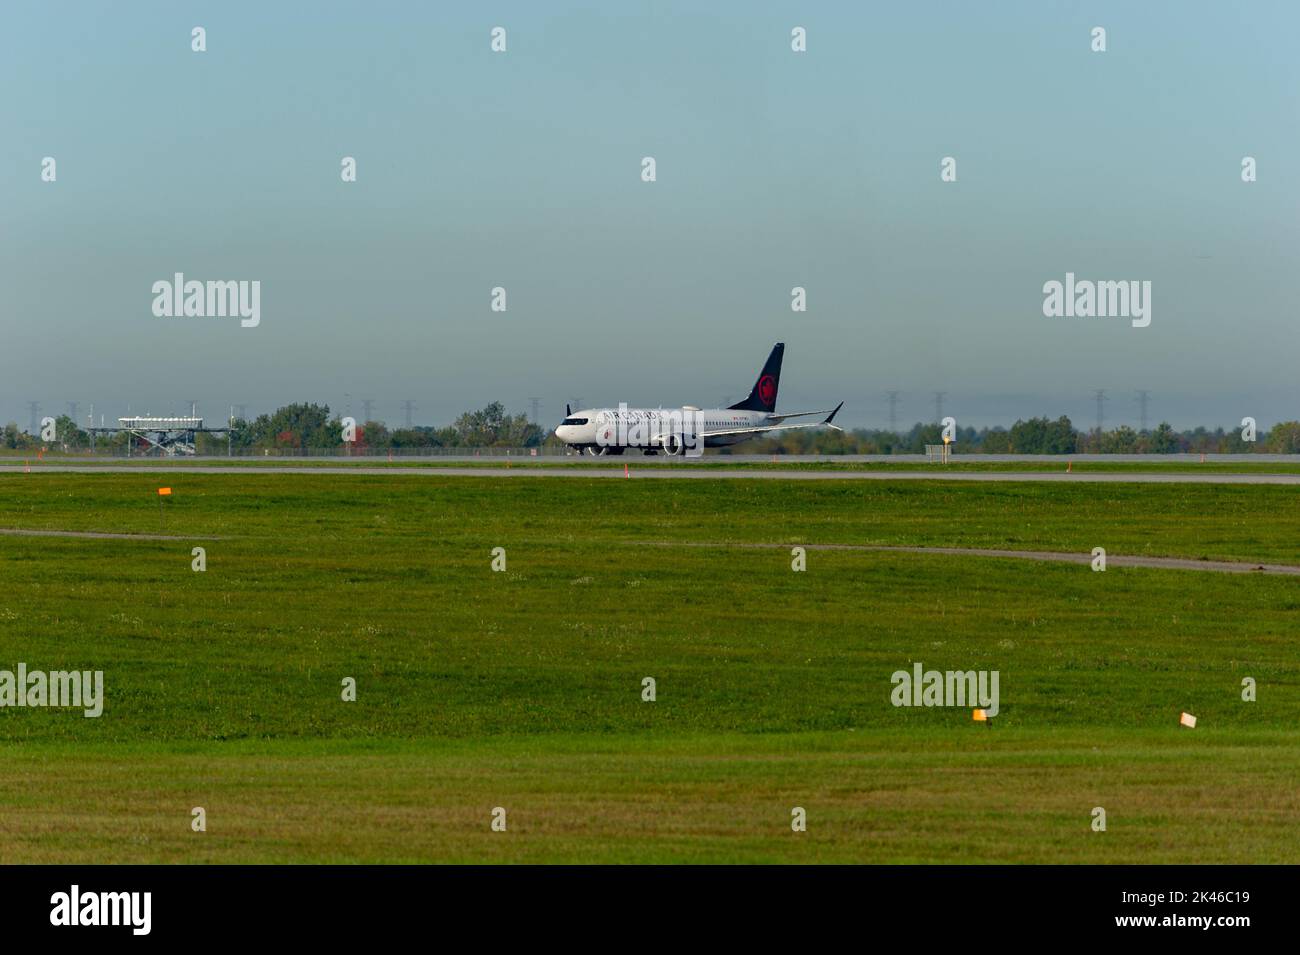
3 465 1300 484
637 541 1300 576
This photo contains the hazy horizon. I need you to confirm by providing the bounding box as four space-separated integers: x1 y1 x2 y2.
3 2 1297 433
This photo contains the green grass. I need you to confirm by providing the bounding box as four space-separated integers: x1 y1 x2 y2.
0 474 1297 862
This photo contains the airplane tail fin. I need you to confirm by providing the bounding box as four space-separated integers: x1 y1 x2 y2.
729 343 784 412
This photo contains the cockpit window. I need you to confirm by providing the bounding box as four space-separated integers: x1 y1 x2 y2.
561 417 589 426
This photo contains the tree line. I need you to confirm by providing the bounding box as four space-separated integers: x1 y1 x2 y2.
746 416 1300 455
5 408 1300 454
0 402 544 453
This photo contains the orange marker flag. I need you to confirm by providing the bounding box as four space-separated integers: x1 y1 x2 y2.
972 708 988 722
157 487 172 496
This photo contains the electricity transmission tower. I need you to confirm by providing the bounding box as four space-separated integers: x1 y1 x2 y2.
933 391 947 423
1136 390 1150 433
886 391 900 433
401 400 416 428
1093 390 1108 434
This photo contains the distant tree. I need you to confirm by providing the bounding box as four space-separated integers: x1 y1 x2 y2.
1268 421 1300 453
224 417 253 451
1101 425 1139 453
390 426 439 448
452 402 544 447
904 423 943 453
1220 427 1251 453
354 420 389 450
2 422 39 450
247 403 339 449
1148 421 1180 453
1045 416 1076 453
1185 426 1217 453
869 431 899 454
51 415 89 450
196 428 229 454
1008 416 1074 453
981 429 1012 453
1010 417 1042 452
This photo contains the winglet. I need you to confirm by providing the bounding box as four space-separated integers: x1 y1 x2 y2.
823 401 844 431
566 403 571 417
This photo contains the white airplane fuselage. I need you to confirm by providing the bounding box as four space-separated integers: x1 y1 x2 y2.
555 406 765 455
552 343 843 456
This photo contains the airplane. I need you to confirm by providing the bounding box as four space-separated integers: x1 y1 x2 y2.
553 343 843 456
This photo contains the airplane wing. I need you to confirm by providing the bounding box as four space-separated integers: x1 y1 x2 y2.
701 402 843 438
765 408 839 423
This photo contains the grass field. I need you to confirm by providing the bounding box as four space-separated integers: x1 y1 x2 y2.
1 473 1297 862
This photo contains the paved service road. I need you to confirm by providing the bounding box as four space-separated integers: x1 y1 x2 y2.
0 527 219 541
636 541 1300 575
4 465 1300 484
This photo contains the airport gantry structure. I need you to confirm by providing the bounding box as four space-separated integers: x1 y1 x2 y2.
87 416 232 456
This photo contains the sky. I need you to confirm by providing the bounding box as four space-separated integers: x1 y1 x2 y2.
2 1 1297 432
